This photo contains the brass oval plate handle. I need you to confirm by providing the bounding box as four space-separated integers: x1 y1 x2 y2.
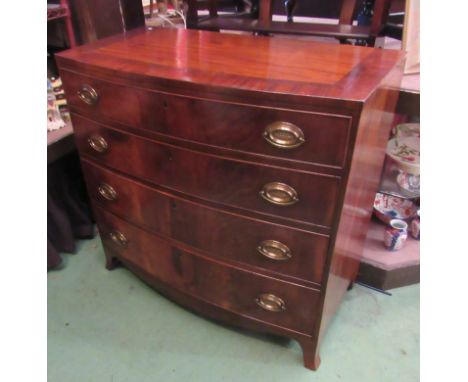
109 231 128 247
97 183 117 201
256 293 286 312
259 182 299 206
263 121 305 149
77 84 99 105
88 134 108 153
257 240 292 261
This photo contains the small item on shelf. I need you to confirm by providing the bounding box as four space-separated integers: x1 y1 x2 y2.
47 77 70 131
378 157 420 199
386 135 420 175
373 192 418 224
410 210 420 240
396 171 420 194
393 123 420 138
384 219 408 251
385 130 420 199
47 78 65 131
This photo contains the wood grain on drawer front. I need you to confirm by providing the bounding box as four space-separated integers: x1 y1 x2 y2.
61 70 166 131
73 115 341 229
96 205 320 335
61 70 351 169
82 159 329 286
165 95 350 169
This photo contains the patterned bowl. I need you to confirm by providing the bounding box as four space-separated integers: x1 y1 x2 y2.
393 123 420 138
373 193 418 224
386 136 420 175
396 171 420 194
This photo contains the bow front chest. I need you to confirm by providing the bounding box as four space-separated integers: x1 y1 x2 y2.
56 28 404 370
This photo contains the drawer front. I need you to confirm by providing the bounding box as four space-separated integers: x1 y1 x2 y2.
74 115 341 228
166 95 350 169
82 160 329 285
96 206 320 334
62 71 351 169
61 70 166 131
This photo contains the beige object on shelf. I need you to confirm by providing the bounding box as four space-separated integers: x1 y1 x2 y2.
386 136 420 175
402 0 420 74
393 123 420 138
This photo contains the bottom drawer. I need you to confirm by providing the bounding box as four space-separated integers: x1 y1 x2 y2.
95 205 321 335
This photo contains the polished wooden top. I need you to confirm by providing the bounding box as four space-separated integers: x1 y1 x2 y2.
57 28 404 101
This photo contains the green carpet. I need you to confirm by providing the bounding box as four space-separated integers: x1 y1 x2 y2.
48 236 419 382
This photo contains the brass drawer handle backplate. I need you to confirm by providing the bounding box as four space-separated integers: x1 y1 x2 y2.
109 231 128 247
257 240 292 261
256 293 286 312
98 183 117 201
77 84 99 105
259 182 299 206
263 121 305 149
88 134 108 153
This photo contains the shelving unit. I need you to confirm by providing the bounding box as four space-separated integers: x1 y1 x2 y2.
358 76 420 291
358 170 420 291
47 1 76 48
358 153 420 291
358 218 420 290
48 1 76 161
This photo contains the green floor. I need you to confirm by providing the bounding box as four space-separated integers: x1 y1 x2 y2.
48 236 419 382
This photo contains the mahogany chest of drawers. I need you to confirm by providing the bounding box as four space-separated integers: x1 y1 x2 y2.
56 28 404 370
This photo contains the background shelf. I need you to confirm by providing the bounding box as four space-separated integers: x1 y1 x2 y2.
358 218 420 290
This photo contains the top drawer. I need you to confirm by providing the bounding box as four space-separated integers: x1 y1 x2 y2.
60 71 351 170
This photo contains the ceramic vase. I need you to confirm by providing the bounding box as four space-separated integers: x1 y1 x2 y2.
384 219 408 251
410 210 420 240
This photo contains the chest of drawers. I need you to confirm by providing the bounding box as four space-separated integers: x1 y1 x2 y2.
56 28 404 370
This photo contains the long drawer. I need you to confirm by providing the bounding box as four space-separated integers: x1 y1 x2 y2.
73 115 340 227
95 205 320 334
74 114 341 228
82 159 329 286
61 70 351 169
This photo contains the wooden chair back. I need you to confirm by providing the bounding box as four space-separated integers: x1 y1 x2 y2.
186 0 392 45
